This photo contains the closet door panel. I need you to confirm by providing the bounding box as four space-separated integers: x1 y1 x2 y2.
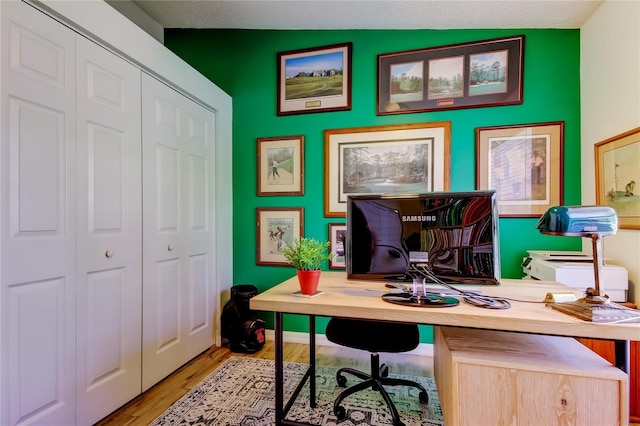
1 2 77 425
7 278 69 425
156 258 181 348
75 35 142 425
142 74 215 390
156 144 181 231
188 253 209 334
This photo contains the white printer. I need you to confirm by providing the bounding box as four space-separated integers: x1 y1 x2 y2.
522 250 628 302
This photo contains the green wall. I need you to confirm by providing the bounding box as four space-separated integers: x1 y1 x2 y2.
165 29 582 341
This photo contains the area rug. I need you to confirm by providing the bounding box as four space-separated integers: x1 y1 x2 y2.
150 356 444 426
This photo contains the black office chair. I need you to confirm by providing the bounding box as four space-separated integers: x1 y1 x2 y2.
325 317 428 426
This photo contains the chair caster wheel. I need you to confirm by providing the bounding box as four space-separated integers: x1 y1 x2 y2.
380 363 389 377
419 390 428 404
334 405 346 420
336 374 347 387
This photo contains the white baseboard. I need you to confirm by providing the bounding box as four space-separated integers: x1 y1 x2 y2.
265 329 434 357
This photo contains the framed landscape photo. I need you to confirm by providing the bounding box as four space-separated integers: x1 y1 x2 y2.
476 121 564 217
277 42 352 116
256 207 304 266
324 122 451 217
377 35 523 115
328 223 346 269
595 127 640 229
257 135 304 196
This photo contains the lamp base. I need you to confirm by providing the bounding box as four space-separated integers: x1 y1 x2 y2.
582 287 610 304
547 299 640 323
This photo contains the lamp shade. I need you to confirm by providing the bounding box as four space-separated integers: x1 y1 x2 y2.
535 205 618 237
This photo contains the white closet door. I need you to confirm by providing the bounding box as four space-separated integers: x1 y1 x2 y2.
141 74 215 390
75 36 142 425
0 1 77 425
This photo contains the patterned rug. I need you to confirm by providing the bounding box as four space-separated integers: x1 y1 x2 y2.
150 357 444 425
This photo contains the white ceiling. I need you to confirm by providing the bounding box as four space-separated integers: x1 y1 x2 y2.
129 0 604 30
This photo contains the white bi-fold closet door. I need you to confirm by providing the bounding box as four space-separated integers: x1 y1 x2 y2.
141 74 216 391
1 1 216 424
1 2 142 424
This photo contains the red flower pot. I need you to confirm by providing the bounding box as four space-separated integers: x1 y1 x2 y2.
297 269 321 295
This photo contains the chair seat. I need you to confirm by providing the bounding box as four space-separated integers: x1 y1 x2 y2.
326 318 419 353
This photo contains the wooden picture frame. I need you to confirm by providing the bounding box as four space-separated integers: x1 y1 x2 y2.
324 122 451 217
257 135 304 196
476 121 564 217
595 127 640 230
277 42 352 116
328 223 346 269
377 35 523 115
256 207 304 265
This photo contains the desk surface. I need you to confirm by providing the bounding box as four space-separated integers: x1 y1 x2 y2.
251 271 640 341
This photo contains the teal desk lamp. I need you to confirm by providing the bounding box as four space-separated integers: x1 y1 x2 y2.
536 205 619 321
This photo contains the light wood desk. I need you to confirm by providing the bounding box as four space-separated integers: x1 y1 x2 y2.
250 271 640 426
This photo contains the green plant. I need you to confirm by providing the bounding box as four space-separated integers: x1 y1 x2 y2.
280 237 334 271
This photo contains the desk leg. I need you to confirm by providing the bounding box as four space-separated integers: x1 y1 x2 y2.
275 311 284 425
309 315 316 408
615 340 630 373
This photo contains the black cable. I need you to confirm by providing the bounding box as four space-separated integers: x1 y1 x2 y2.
412 264 511 310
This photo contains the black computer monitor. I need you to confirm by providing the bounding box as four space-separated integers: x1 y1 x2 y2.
346 190 501 285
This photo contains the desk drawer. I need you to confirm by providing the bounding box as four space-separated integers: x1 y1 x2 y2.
434 326 629 426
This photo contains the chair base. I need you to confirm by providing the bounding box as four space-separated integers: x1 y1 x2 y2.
333 353 428 426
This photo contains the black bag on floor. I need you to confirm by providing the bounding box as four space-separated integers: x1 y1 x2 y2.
221 284 266 353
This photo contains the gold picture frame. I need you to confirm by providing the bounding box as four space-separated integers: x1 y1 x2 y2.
476 121 564 217
595 127 640 230
257 135 304 196
324 122 451 217
256 207 304 265
328 223 346 270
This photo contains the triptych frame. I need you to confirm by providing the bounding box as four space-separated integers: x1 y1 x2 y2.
377 36 524 115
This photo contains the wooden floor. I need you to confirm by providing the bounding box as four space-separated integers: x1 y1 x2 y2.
96 341 433 425
96 341 640 426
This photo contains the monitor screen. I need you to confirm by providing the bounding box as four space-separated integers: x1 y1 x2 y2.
346 191 500 285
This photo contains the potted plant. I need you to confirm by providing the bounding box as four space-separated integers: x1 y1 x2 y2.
280 237 334 295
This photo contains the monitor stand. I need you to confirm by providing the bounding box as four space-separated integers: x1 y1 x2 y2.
382 292 459 308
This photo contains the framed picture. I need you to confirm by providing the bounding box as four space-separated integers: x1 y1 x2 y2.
328 223 346 269
277 42 352 116
476 121 564 217
256 207 304 266
324 122 451 217
377 35 523 115
595 127 640 230
257 135 304 196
